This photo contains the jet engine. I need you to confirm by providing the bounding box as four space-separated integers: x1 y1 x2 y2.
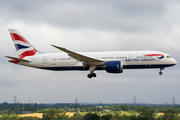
105 61 123 73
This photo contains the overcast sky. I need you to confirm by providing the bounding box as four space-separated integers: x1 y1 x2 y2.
0 0 179 104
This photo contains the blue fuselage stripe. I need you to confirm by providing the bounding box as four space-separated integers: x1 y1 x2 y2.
39 64 175 71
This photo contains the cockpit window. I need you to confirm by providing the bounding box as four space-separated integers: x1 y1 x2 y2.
167 56 171 58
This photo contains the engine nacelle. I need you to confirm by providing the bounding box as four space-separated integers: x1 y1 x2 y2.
105 61 123 73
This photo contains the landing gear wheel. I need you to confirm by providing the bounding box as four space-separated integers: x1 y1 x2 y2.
159 71 163 75
92 73 96 77
87 73 96 78
87 74 92 78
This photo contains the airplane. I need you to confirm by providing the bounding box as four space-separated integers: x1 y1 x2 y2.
5 29 177 78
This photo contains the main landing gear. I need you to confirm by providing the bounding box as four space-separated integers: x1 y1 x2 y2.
87 72 97 78
159 67 164 75
87 65 97 79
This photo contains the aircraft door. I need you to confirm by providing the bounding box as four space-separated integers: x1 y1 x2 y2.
43 57 48 64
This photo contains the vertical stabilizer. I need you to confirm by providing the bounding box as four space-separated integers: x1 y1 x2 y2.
8 29 40 58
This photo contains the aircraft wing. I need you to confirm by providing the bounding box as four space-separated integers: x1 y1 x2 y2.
5 56 31 62
51 45 105 66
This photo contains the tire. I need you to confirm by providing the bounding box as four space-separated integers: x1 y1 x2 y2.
92 73 96 77
87 74 92 78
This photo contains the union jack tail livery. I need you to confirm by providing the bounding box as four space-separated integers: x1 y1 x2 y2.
8 29 40 58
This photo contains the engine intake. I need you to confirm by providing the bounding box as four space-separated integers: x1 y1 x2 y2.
105 61 123 73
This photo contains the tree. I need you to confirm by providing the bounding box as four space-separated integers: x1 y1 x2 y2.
110 113 131 120
162 109 180 120
137 108 155 120
82 113 100 120
100 114 113 120
69 112 84 120
19 116 40 120
42 108 68 120
63 106 70 112
0 114 19 120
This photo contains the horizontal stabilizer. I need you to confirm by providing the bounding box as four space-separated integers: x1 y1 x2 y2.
5 56 31 62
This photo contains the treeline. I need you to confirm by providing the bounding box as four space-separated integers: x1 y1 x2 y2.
1 102 180 114
1 108 180 120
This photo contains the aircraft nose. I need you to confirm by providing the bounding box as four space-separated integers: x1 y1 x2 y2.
172 59 177 65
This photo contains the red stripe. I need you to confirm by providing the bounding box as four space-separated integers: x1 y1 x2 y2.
144 54 164 56
19 49 37 58
10 33 29 43
13 59 20 64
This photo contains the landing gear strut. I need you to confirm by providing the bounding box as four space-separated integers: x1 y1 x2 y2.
159 67 164 75
87 65 97 78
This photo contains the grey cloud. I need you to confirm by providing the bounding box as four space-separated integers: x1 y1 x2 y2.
0 0 168 32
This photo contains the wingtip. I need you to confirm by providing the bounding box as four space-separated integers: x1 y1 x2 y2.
51 44 63 48
51 44 58 48
51 44 56 47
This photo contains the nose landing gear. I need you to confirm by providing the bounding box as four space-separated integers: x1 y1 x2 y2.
159 71 163 75
159 67 164 75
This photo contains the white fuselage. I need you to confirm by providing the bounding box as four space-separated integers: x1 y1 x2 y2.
17 51 177 71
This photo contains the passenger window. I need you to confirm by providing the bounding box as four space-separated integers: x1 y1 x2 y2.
167 56 171 58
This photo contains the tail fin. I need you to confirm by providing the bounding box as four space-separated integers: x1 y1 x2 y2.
8 29 40 58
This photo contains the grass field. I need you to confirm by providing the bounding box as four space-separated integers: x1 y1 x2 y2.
20 112 165 118
20 112 75 118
